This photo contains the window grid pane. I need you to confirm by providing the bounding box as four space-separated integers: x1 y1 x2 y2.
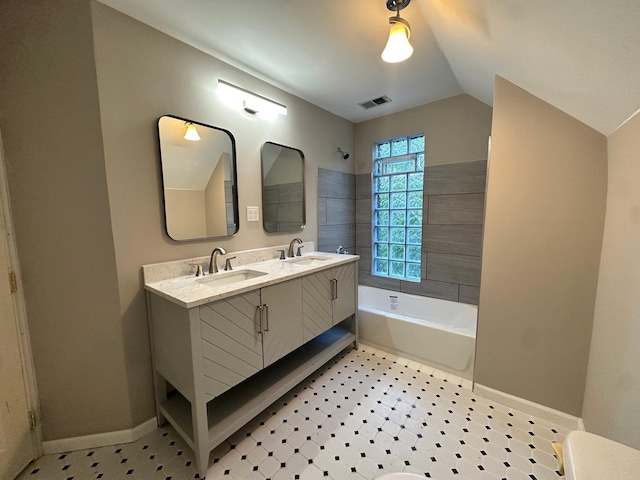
372 134 425 282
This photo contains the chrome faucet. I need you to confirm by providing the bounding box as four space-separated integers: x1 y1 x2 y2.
287 238 303 258
209 247 227 274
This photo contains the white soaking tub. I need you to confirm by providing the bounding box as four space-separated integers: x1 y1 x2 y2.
358 285 477 380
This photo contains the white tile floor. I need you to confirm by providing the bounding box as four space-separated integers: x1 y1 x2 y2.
17 345 568 480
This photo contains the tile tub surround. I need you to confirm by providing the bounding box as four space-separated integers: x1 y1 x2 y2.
18 345 568 480
356 160 487 305
318 168 356 254
142 244 360 308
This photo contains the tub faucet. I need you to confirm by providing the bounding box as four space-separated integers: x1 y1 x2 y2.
209 247 227 274
287 238 303 258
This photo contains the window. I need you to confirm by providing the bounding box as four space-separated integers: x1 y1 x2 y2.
372 134 425 282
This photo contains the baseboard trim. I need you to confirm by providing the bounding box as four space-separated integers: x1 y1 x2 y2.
473 384 583 431
42 417 157 455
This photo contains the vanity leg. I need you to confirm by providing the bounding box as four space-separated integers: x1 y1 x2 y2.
154 373 167 427
192 400 210 478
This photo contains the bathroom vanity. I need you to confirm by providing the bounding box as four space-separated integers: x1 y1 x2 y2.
143 246 358 478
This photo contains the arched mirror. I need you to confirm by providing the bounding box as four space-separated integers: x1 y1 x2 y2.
158 115 238 241
261 141 305 234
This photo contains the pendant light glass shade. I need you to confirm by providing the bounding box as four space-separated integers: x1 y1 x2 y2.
381 19 413 63
184 123 201 141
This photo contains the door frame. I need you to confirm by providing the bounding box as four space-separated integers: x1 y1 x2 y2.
0 129 42 458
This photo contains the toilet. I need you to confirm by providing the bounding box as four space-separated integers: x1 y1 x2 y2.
376 474 427 479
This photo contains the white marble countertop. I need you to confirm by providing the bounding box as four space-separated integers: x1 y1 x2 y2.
144 251 359 309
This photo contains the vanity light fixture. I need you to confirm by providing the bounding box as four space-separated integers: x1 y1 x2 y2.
183 122 201 141
217 79 287 118
381 0 414 63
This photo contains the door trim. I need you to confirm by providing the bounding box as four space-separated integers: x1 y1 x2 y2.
0 129 42 457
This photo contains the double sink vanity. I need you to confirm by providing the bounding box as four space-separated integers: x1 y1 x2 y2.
143 243 358 478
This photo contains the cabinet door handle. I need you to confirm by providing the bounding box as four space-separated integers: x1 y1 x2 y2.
264 304 270 332
256 305 263 334
330 278 338 300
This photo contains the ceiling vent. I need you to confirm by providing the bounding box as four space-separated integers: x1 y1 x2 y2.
358 95 392 109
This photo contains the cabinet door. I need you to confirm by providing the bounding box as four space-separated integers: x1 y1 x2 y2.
301 269 333 341
199 290 263 401
332 263 356 324
261 278 303 368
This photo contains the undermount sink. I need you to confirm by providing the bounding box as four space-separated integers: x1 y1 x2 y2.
285 255 331 266
196 269 267 287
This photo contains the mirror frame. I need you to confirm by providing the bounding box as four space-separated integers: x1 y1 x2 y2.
158 114 239 241
260 141 306 234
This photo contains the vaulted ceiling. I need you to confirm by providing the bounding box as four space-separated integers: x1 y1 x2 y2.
98 0 640 135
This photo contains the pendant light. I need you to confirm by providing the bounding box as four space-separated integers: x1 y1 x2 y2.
381 0 413 63
184 122 201 141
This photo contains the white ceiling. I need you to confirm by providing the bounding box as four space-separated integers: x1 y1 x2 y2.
98 0 640 135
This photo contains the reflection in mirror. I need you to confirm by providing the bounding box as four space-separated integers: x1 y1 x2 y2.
261 142 305 234
158 115 238 241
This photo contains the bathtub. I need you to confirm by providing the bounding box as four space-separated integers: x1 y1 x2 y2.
358 286 477 380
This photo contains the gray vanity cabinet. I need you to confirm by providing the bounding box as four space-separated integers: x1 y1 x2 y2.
147 258 357 479
302 263 356 341
332 263 356 325
261 279 303 367
199 289 263 401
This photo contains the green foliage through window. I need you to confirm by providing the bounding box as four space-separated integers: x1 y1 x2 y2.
372 134 424 282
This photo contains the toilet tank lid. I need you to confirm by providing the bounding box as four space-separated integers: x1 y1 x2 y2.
563 431 640 480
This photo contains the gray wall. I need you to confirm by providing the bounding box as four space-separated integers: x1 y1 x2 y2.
353 95 492 304
0 0 355 440
355 95 493 173
0 0 132 439
582 110 640 448
476 77 607 416
93 2 354 430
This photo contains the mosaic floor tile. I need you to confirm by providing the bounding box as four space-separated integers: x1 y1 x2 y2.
16 344 568 480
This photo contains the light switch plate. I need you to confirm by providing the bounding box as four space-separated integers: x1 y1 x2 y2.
246 206 260 222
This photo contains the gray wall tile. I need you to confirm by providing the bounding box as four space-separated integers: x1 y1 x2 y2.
359 272 401 291
424 160 487 195
278 221 304 232
400 279 459 302
277 203 303 222
318 168 355 199
329 161 487 305
357 246 371 274
427 253 481 286
356 199 371 224
428 193 485 225
263 185 279 204
278 182 303 203
318 224 350 252
355 174 371 199
326 198 355 225
355 224 372 248
423 195 429 223
348 225 356 253
263 203 277 222
423 224 483 256
459 285 480 305
318 198 327 226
